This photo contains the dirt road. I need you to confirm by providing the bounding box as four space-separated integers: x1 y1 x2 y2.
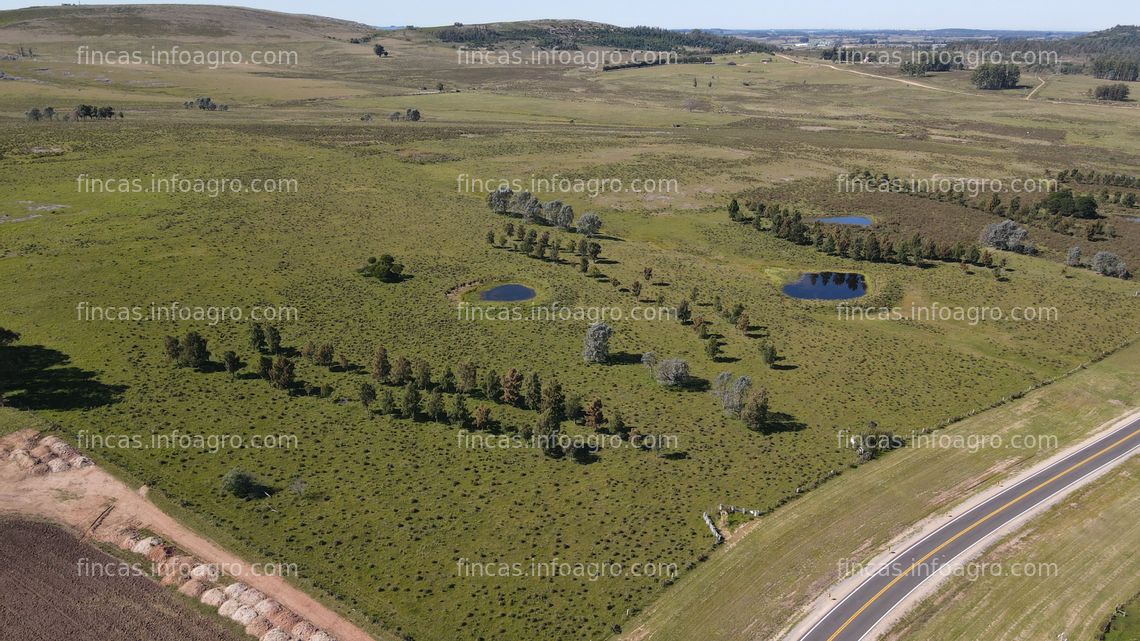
0 429 393 641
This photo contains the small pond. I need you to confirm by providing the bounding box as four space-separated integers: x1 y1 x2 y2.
782 272 867 300
810 216 872 227
479 283 536 302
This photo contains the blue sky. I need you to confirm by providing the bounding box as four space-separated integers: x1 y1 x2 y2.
1 0 1135 31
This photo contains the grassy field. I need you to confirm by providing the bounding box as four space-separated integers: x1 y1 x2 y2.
1104 593 1140 641
2 7 1139 641
623 340 1140 641
882 452 1140 641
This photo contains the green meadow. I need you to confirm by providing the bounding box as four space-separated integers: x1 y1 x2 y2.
2 7 1139 641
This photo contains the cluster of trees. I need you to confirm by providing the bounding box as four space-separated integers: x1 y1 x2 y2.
163 331 212 370
76 105 120 119
1091 56 1140 81
711 372 771 431
1092 83 1131 101
898 59 962 76
744 200 993 267
437 24 771 54
389 108 421 121
1067 245 1129 279
850 168 1117 241
366 345 632 461
486 187 601 236
183 97 228 111
582 26 772 54
489 221 603 270
1039 189 1099 218
1057 168 1140 189
23 106 57 121
359 254 406 282
602 56 711 71
970 63 1020 89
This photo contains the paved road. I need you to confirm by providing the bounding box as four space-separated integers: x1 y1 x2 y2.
797 416 1140 641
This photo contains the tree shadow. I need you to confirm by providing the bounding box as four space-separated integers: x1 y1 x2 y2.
0 344 126 410
605 351 644 365
753 412 806 434
680 376 710 392
235 481 278 500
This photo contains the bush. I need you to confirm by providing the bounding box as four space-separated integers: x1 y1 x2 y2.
1090 251 1128 278
221 468 256 498
980 220 1035 254
654 359 690 387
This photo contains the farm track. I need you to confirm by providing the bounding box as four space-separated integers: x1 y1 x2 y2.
0 429 393 641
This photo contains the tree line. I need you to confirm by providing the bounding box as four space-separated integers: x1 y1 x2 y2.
25 105 121 121
160 324 658 461
739 199 997 268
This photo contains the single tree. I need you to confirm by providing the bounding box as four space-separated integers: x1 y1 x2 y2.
248 324 265 352
500 368 523 405
450 393 471 426
582 322 613 363
377 389 397 415
265 325 281 354
425 389 445 421
392 356 412 384
371 347 391 382
576 212 602 237
705 337 721 360
269 356 295 389
473 405 492 431
524 371 542 410
482 369 501 401
458 362 478 394
413 360 433 390
402 381 421 418
221 468 255 498
258 356 272 379
222 351 242 379
740 388 770 430
179 331 210 369
360 382 377 407
584 398 605 430
541 378 566 421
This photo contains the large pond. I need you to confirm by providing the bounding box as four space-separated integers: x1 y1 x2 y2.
782 272 867 300
810 216 872 227
479 283 536 302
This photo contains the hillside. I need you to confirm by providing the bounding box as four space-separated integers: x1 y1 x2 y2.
0 4 375 42
424 20 773 53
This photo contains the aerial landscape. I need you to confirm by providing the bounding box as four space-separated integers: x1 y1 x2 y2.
0 1 1138 641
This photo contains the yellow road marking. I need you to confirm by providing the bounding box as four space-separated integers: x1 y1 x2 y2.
824 425 1140 641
